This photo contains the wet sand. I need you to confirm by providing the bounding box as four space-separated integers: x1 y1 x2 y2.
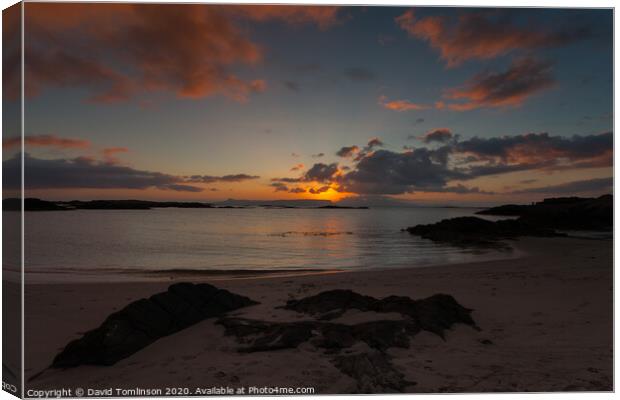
24 237 612 394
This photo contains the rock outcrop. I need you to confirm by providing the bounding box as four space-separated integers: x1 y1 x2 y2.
405 216 560 248
52 283 258 368
476 195 612 231
219 290 476 393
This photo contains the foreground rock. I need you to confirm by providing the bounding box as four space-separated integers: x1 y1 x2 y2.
52 283 257 368
219 290 476 393
404 216 559 248
217 318 420 353
284 289 477 337
334 352 414 393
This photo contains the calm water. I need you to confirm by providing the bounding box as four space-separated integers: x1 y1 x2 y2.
15 207 514 283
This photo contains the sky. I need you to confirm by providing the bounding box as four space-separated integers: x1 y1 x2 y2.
2 3 614 205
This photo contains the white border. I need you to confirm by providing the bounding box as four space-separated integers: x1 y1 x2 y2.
0 2 616 400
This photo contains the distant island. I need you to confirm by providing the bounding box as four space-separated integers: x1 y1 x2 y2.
2 198 369 211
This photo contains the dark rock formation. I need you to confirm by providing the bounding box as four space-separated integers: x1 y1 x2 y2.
476 195 612 231
405 216 559 248
333 352 415 393
475 204 530 216
52 283 257 368
63 200 213 210
318 205 369 209
219 290 475 393
284 290 376 317
217 318 419 353
3 198 69 211
284 290 478 337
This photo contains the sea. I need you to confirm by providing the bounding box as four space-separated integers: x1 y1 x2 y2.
6 207 518 283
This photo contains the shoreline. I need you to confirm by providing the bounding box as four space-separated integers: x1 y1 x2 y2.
23 242 527 285
23 236 612 393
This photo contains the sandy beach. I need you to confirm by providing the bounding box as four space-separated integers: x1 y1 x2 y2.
23 236 612 394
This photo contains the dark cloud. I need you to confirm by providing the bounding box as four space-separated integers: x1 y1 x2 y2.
445 58 555 110
336 145 360 158
309 185 331 194
3 134 91 150
396 9 590 67
271 177 302 183
420 128 453 143
304 162 339 183
456 131 612 166
338 148 463 195
5 153 203 192
270 182 289 192
186 173 260 183
365 138 383 150
511 177 612 194
311 153 325 158
270 181 307 193
283 80 301 92
416 184 494 195
163 184 204 192
343 67 376 82
290 163 304 171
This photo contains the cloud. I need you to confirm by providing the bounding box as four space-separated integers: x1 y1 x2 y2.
304 162 340 183
396 9 589 67
186 174 260 183
379 95 429 111
309 185 331 194
270 182 290 192
300 130 612 196
511 177 612 194
456 131 612 167
444 58 554 110
343 67 376 82
271 177 303 183
3 134 91 150
102 147 129 164
230 5 342 29
5 153 203 192
338 148 463 195
17 4 341 104
270 181 307 193
290 163 305 171
365 138 384 150
416 184 494 195
162 184 204 193
311 153 325 158
336 145 360 158
420 128 453 143
283 80 301 92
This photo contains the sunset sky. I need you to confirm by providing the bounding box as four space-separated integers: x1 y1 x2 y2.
2 4 613 205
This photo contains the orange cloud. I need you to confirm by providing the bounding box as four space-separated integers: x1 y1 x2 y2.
378 95 429 111
290 163 305 171
396 9 588 67
3 134 91 150
231 5 342 29
19 4 305 103
444 58 554 110
102 147 130 164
